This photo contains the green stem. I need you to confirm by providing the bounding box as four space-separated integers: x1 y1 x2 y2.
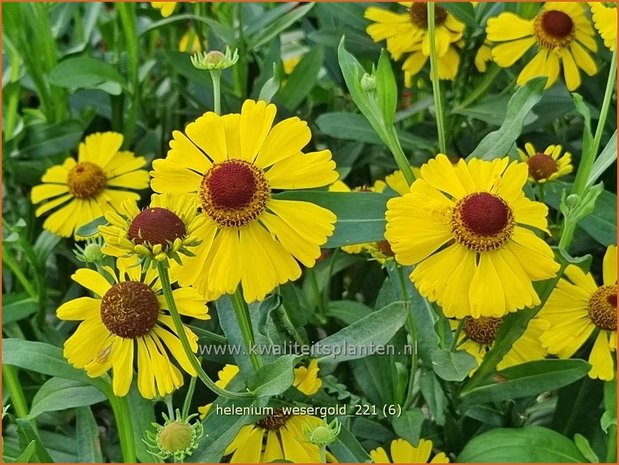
450 319 464 351
156 263 253 399
231 287 263 371
187 325 228 345
2 249 37 299
116 3 140 146
457 65 502 109
182 373 198 419
396 266 418 410
427 2 447 154
607 424 617 463
573 49 617 197
309 269 327 325
210 69 222 115
110 394 137 463
4 45 21 140
319 445 327 463
385 126 416 185
3 366 30 419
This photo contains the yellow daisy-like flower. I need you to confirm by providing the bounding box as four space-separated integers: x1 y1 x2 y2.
57 260 208 398
179 28 203 54
385 154 559 319
151 2 177 17
365 2 465 83
487 2 598 91
31 132 149 239
225 409 324 463
198 364 240 420
451 317 549 373
518 142 573 183
293 359 322 395
99 194 205 265
589 2 617 51
370 438 449 463
539 245 617 381
151 100 338 303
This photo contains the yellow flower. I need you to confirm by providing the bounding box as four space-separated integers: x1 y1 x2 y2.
486 2 598 91
57 260 208 398
365 2 465 82
179 28 203 54
589 2 617 51
474 41 493 73
225 409 324 463
99 194 205 266
451 317 549 373
198 364 239 420
385 154 559 319
31 132 149 239
151 2 177 17
539 245 617 381
283 55 303 75
518 142 573 183
370 438 449 463
293 359 322 395
151 100 338 302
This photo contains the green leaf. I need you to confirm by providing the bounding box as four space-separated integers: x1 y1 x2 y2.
48 56 126 95
603 378 617 433
277 46 324 111
316 112 434 152
244 3 297 36
468 77 546 160
2 294 38 324
27 378 107 419
574 434 599 463
76 407 103 463
418 368 446 425
573 93 594 161
141 14 234 44
330 423 371 463
14 441 37 463
258 63 281 103
312 301 408 363
16 420 54 463
326 300 373 325
75 215 107 238
588 130 617 187
375 50 397 127
257 294 283 344
126 385 156 463
392 409 425 446
248 354 297 398
462 359 590 406
274 191 389 248
249 3 315 50
2 339 111 394
441 2 478 27
431 350 477 382
15 120 83 159
456 426 587 462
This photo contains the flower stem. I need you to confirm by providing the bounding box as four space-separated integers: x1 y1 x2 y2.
210 69 222 115
116 3 139 147
3 365 30 419
607 424 617 463
182 373 198 419
110 394 137 463
231 287 263 371
396 266 418 410
573 48 617 197
427 2 447 154
156 263 253 399
457 64 502 109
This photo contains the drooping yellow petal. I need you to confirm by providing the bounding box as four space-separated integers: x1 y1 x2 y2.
254 117 311 169
112 338 134 397
588 331 615 381
603 245 617 286
265 150 338 189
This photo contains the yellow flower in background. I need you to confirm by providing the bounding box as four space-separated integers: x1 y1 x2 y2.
487 2 598 91
179 28 203 54
539 245 617 381
57 260 208 398
518 142 573 183
198 364 240 420
474 41 493 73
225 409 324 462
151 100 338 302
293 359 322 395
589 2 617 51
451 317 549 373
31 132 149 239
99 194 205 266
151 2 177 17
370 438 449 463
283 55 303 75
385 154 559 319
365 2 465 84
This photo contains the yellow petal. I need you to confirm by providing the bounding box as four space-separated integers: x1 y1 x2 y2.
57 296 100 321
265 149 338 189
588 331 615 381
603 245 617 285
486 13 534 41
72 268 112 297
112 338 134 397
185 112 228 164
255 117 311 169
78 132 123 169
31 183 69 204
239 100 277 162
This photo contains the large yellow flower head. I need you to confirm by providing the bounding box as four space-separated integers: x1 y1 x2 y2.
385 154 559 319
99 194 205 266
518 142 573 184
57 260 208 398
486 2 598 91
370 438 449 463
539 245 617 381
451 317 549 373
589 2 617 51
365 2 465 83
225 409 325 463
31 132 149 239
151 100 338 302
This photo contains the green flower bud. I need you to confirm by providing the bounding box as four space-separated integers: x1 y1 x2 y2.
305 418 341 446
361 73 377 92
191 46 239 70
145 409 203 461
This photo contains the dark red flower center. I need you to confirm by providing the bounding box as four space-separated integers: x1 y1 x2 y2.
463 316 503 345
527 153 558 181
460 193 510 236
588 285 617 331
409 3 447 29
541 10 574 39
256 408 291 430
128 207 186 250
